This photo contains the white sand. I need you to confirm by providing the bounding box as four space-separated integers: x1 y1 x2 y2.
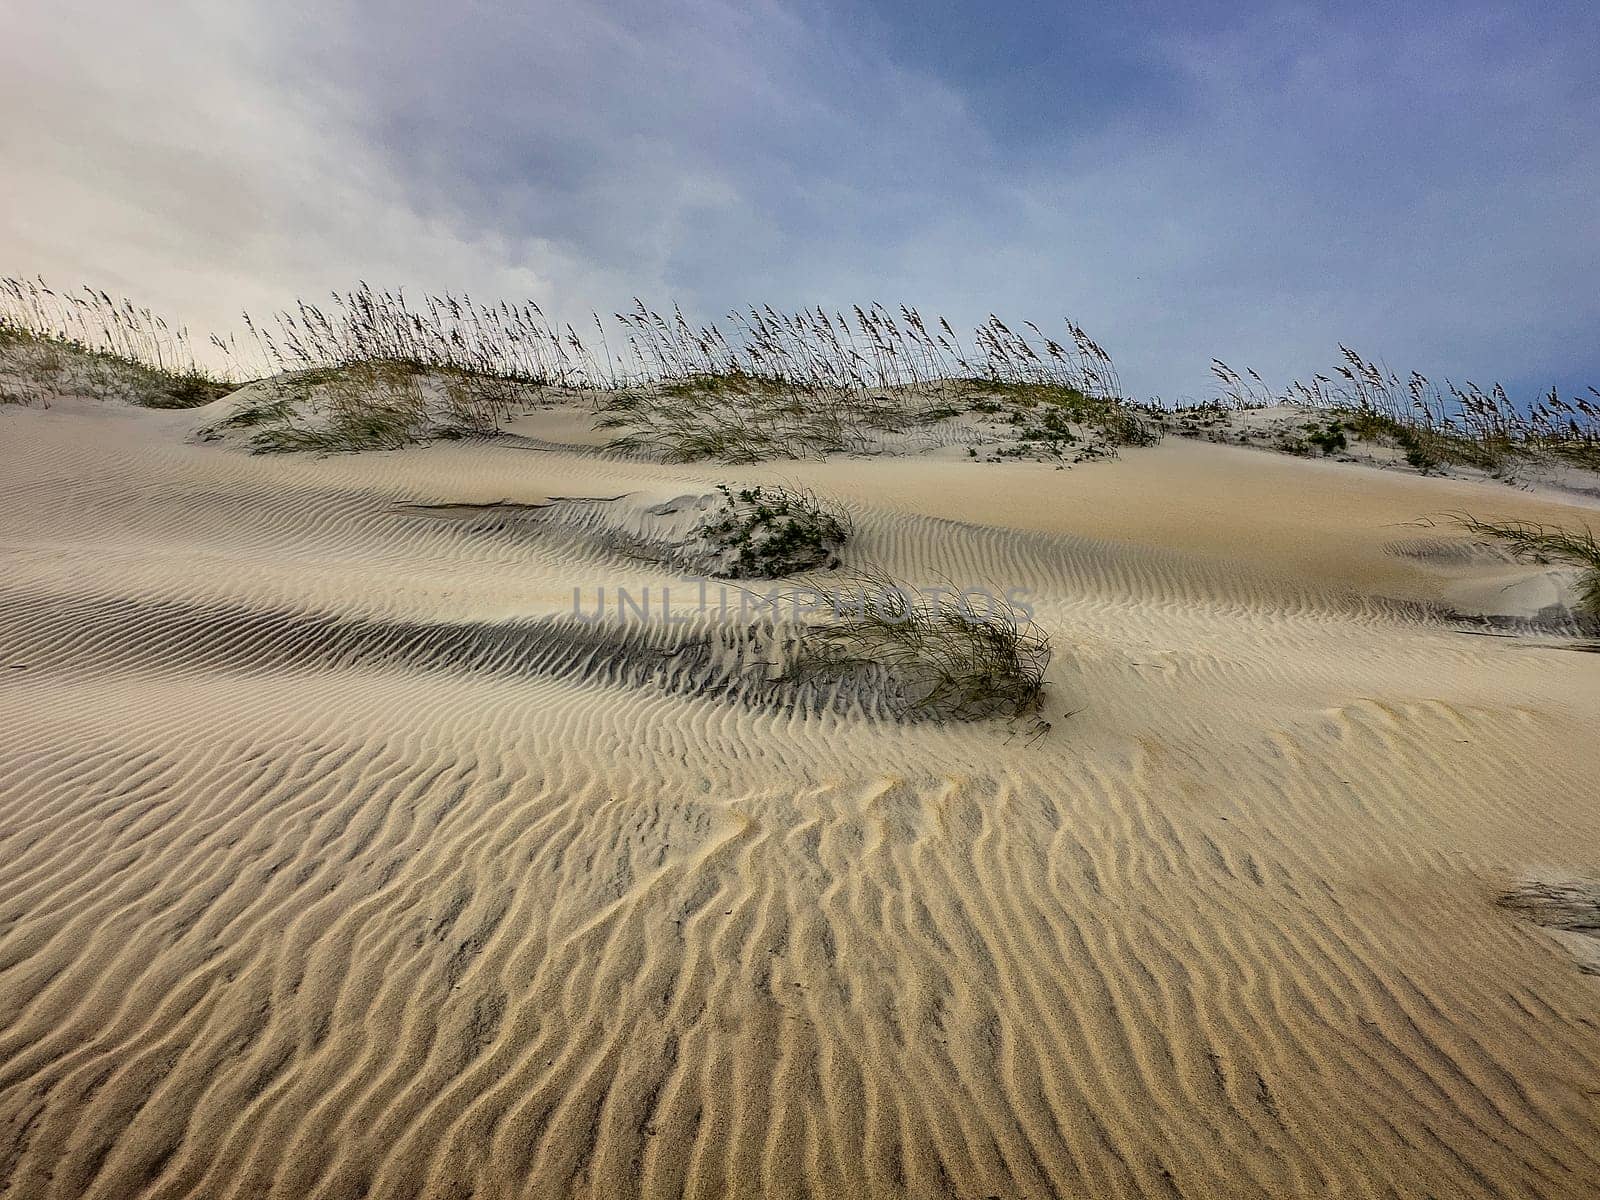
1 394 1598 1198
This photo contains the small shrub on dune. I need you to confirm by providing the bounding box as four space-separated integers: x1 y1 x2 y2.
697 484 851 578
1305 420 1347 455
971 379 1159 454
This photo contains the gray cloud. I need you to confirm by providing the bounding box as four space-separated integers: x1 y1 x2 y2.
2 0 1595 399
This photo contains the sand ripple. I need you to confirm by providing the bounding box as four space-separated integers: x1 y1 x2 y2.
2 401 1599 1198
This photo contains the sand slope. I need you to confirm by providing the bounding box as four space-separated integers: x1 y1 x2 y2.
2 399 1599 1199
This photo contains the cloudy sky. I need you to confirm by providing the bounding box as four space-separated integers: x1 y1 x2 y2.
3 0 1596 400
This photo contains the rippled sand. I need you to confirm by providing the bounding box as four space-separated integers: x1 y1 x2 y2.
2 396 1598 1199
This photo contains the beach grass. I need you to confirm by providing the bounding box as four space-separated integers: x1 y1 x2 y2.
1201 348 1600 476
1451 514 1600 616
1 277 236 408
782 570 1052 724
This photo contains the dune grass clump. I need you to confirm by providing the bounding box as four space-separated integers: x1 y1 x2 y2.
781 572 1051 723
244 284 605 387
1452 515 1600 616
1202 348 1600 477
596 378 971 462
202 363 424 453
0 277 236 408
698 484 851 578
591 306 1149 463
204 359 534 454
1341 409 1515 475
197 285 573 452
595 376 838 462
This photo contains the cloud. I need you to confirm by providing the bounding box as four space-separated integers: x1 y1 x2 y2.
0 0 636 343
2 0 1595 399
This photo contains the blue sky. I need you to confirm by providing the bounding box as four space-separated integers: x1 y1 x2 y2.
3 0 1596 400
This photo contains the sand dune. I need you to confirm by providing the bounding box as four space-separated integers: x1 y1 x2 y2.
2 395 1599 1198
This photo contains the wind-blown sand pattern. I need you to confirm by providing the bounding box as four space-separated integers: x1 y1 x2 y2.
2 396 1599 1199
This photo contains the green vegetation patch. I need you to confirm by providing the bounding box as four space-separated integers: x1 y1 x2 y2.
697 485 851 578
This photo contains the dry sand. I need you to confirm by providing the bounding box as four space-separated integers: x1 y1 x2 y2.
2 394 1599 1199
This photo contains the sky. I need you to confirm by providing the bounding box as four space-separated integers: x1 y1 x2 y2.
2 0 1596 401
